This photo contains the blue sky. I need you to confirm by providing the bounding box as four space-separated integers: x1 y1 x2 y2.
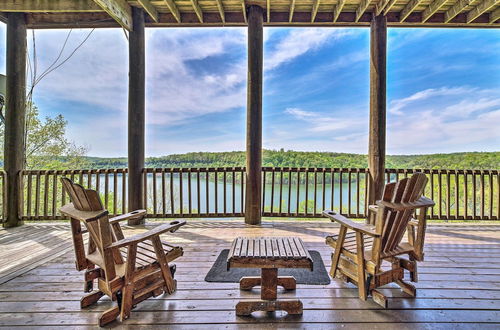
0 25 498 157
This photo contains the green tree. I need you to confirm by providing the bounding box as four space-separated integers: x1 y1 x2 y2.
0 103 88 169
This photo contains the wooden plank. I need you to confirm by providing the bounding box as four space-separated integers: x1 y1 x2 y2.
267 0 270 22
190 0 204 23
4 13 27 228
400 0 424 22
245 5 263 225
467 0 498 23
92 0 132 30
163 0 181 23
136 0 159 22
422 0 448 22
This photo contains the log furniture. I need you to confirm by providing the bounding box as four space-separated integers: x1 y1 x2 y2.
227 236 313 315
323 172 434 307
59 177 186 326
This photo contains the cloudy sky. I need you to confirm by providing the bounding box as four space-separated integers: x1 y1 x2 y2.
0 25 498 157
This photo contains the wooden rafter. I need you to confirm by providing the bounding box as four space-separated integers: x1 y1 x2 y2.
163 0 181 23
267 0 271 23
311 0 321 22
491 7 500 23
289 0 296 22
241 0 247 24
136 0 158 22
467 0 498 23
356 0 371 22
0 0 101 12
444 0 469 23
190 0 204 23
215 0 225 23
384 0 398 15
93 0 132 30
376 0 391 15
399 0 424 22
421 0 448 23
333 0 346 22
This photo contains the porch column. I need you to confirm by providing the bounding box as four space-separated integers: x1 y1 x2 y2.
127 7 145 225
368 14 387 207
245 5 264 225
3 13 27 228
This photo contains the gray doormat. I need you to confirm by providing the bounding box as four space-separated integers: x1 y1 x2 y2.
204 249 331 285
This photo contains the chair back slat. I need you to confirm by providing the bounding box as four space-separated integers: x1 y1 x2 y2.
379 173 428 255
61 177 103 212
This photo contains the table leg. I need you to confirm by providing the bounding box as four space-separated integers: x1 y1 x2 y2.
261 268 277 300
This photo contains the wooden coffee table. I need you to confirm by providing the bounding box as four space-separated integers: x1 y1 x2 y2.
227 237 313 316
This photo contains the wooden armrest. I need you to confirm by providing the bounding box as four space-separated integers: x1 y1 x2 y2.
109 209 146 224
60 203 108 222
109 220 186 249
322 210 379 237
377 196 435 211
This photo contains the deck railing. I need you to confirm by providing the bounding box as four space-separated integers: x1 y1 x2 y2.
6 167 500 221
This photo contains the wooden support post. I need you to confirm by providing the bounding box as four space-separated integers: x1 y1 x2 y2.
245 5 263 225
127 7 145 225
3 13 27 228
368 14 387 208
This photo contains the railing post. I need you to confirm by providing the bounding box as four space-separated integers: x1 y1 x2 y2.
3 13 27 228
368 14 387 211
127 7 145 225
245 5 264 225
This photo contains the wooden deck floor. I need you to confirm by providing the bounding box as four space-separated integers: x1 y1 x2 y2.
0 220 499 329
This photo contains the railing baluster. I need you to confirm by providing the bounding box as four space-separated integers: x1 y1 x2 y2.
331 170 335 210
339 171 343 215
480 170 485 219
35 171 41 218
223 169 226 215
214 170 217 214
262 168 266 212
356 170 360 217
270 168 275 214
170 170 175 215
280 170 284 215
446 170 451 219
438 171 442 219
287 168 292 215
43 172 49 217
296 171 300 216
179 170 183 216
322 169 326 213
113 170 118 216
313 169 317 216
206 171 210 214
348 170 352 216
464 170 468 219
52 171 58 219
152 169 157 215
489 171 493 219
197 170 201 215
162 169 166 216
241 169 244 214
232 169 236 215
27 173 32 217
455 171 459 219
304 169 309 216
122 169 126 215
473 170 477 219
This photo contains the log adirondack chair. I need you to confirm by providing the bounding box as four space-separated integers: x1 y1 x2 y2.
323 172 434 307
59 177 186 326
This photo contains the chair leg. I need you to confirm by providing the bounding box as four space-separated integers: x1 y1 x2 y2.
371 289 388 308
409 255 418 282
99 305 120 327
396 279 416 297
119 285 134 321
80 290 104 308
355 232 367 300
330 226 347 278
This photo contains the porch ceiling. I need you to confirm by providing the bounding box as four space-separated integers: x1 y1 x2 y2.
0 0 499 29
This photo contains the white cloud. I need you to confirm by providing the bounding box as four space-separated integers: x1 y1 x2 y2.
265 29 355 71
389 86 474 115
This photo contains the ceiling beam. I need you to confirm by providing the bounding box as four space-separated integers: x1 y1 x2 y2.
421 0 448 22
445 0 469 23
400 0 424 22
376 0 390 15
0 0 102 12
383 0 398 15
241 0 247 24
289 0 296 22
215 0 225 23
190 0 204 23
163 0 181 23
92 0 132 30
356 0 371 22
333 0 346 22
490 7 500 23
136 0 158 22
267 0 270 23
467 0 497 23
311 0 321 22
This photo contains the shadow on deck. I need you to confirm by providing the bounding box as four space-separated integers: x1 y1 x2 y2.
0 220 499 328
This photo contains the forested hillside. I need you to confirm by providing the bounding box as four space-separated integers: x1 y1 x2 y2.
85 150 499 170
